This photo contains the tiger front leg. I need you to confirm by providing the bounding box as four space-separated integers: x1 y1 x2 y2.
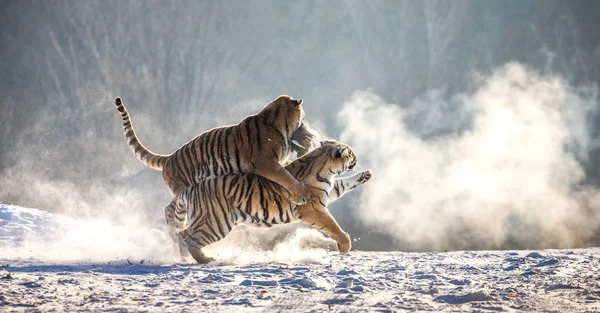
329 169 373 203
296 203 352 254
253 162 312 205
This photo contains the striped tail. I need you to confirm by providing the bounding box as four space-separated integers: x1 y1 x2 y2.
115 97 167 170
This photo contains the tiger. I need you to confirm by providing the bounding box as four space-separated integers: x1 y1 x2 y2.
114 95 314 204
171 139 373 263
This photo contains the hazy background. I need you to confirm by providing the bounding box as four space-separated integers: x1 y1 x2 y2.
2 0 600 252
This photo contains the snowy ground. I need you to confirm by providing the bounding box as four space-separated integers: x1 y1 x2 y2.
1 204 599 312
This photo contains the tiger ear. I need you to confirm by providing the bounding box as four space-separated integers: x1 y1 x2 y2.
335 148 347 158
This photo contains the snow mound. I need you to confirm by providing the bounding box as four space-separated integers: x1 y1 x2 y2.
0 205 77 248
0 204 176 263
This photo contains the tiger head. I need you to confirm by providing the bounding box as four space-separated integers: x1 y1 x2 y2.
315 139 358 174
262 95 305 135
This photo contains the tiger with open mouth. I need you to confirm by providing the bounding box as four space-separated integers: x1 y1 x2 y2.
171 139 372 263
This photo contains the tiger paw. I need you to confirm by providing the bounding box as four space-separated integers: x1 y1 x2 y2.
289 183 312 205
336 232 352 254
190 249 216 264
358 169 373 184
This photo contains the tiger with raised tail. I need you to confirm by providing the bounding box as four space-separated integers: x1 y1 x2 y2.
172 139 372 263
115 95 314 202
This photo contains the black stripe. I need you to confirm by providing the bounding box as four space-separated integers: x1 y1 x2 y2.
134 145 144 155
275 192 284 223
245 183 253 214
182 143 196 185
316 173 331 185
317 198 326 207
314 187 329 196
173 152 190 187
234 145 242 171
189 139 200 184
218 185 233 236
270 126 287 160
296 161 313 179
244 117 254 157
232 177 243 202
222 205 233 235
237 176 247 201
211 183 226 239
199 133 209 177
208 131 218 176
223 127 232 173
254 117 262 150
198 229 216 246
127 137 136 147
236 125 243 142
204 182 222 241
271 103 281 125
257 177 267 220
138 149 149 161
216 128 226 175
227 175 239 194
214 130 222 176
242 175 252 202
173 148 189 184
315 163 331 185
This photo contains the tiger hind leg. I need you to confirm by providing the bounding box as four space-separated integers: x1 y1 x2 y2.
164 199 190 259
177 229 218 264
178 216 234 264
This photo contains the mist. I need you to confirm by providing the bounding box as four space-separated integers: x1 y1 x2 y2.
340 63 600 251
1 1 600 255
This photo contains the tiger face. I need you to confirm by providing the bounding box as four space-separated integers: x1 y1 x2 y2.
318 140 358 174
262 95 305 133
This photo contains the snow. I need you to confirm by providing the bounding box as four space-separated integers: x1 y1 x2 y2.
1 204 599 312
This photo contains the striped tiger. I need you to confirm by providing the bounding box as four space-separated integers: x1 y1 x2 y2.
115 95 315 204
171 139 373 263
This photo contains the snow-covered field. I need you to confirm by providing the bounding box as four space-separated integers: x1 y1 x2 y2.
1 204 599 312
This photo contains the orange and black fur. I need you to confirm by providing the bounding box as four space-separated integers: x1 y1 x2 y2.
115 95 314 202
172 140 373 263
115 95 317 244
